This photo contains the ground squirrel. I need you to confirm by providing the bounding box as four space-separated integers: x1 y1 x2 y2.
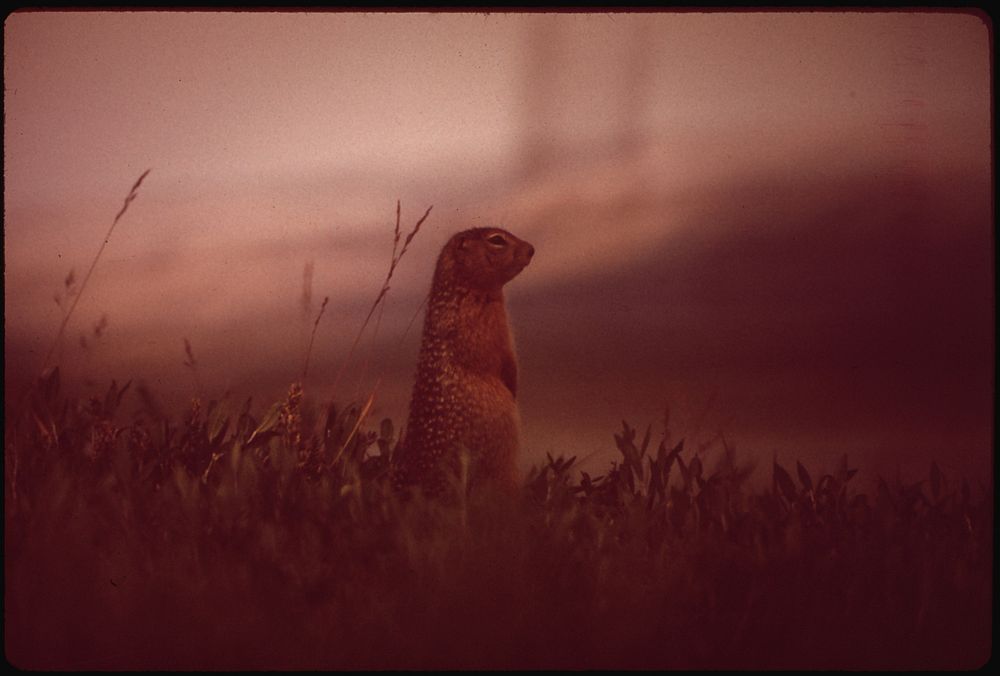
391 227 535 498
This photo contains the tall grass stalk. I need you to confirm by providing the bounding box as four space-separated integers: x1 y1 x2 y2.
356 201 405 391
330 201 432 396
10 169 150 430
38 169 151 376
300 296 329 382
182 338 204 397
328 383 379 469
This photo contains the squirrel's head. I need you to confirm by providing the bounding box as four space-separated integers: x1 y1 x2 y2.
439 227 534 292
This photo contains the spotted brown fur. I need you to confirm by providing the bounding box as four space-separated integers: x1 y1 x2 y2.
391 227 534 498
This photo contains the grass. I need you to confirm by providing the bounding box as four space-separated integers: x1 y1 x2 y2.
3 372 992 669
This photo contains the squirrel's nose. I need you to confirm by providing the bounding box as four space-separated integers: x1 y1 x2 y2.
524 244 535 260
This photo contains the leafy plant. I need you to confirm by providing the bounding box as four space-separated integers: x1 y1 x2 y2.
4 377 990 670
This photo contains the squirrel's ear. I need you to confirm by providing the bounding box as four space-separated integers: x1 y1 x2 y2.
456 235 468 251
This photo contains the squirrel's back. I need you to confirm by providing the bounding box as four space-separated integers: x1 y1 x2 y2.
391 227 534 497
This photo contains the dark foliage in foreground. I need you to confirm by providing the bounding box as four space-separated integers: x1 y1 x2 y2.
4 369 993 669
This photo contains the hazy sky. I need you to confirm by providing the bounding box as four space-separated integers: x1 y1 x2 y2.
6 12 987 205
4 12 525 205
4 10 993 483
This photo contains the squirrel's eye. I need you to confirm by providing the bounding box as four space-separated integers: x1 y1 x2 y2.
487 234 507 247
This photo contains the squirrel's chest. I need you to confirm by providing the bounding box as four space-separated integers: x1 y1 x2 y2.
467 303 515 367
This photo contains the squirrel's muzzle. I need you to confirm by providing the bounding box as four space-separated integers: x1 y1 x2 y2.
516 241 535 268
